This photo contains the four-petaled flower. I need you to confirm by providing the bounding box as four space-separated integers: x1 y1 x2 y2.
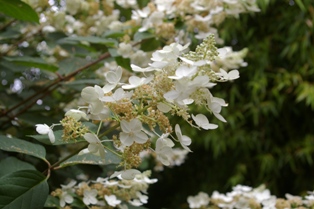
35 124 55 143
175 124 192 152
105 195 122 207
155 136 174 166
83 189 98 205
122 75 154 89
65 109 88 121
119 119 148 146
192 114 218 130
81 85 105 115
79 133 106 158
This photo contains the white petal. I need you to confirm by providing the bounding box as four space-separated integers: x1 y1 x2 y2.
121 169 141 180
48 129 55 143
228 69 240 80
35 124 50 134
157 103 172 113
84 133 100 143
120 132 133 146
78 148 90 155
65 109 88 121
81 86 98 102
192 114 218 130
134 132 148 144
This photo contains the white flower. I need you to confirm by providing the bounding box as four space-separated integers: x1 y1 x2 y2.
168 65 198 80
78 133 106 158
103 67 122 93
81 85 105 114
35 124 55 143
83 189 98 205
216 69 240 80
122 75 154 89
129 199 143 206
105 195 121 207
150 43 189 68
192 114 218 130
261 196 277 209
110 169 141 180
58 180 76 207
117 42 133 58
179 56 208 66
155 136 174 166
59 190 73 207
164 79 195 106
187 192 210 208
136 192 148 204
206 90 228 122
175 124 192 152
65 109 88 121
211 191 233 202
61 180 77 189
139 11 164 32
119 119 148 146
101 88 133 103
131 64 155 73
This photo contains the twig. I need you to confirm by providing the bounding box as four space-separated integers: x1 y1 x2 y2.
0 52 111 128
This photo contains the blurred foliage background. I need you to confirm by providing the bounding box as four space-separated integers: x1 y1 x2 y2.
147 0 314 208
0 0 314 208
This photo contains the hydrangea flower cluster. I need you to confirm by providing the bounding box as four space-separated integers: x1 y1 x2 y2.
36 35 246 175
2 0 257 67
51 171 157 208
188 184 314 209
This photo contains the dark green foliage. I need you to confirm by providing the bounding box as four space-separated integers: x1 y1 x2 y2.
147 1 314 208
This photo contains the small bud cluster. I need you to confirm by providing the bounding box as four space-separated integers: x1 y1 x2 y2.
60 116 89 142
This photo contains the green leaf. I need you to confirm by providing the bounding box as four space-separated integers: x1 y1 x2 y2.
44 195 60 208
0 157 35 178
140 37 160 52
115 56 131 71
0 0 39 23
133 31 155 42
3 56 58 72
0 135 46 161
294 0 306 11
59 147 121 168
58 36 117 47
0 170 48 209
58 57 91 75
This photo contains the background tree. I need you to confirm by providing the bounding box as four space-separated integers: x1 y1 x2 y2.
146 0 314 208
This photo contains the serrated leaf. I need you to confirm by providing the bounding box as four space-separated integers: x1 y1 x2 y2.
0 135 46 161
0 170 48 209
0 0 39 23
58 36 117 47
3 56 58 72
0 157 35 178
59 147 121 168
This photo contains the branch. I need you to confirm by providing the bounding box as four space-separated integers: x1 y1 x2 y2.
0 51 111 128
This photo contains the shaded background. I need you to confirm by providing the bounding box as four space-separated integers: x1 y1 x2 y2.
147 1 314 208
